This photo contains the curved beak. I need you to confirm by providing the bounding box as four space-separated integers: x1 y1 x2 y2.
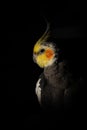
33 54 37 63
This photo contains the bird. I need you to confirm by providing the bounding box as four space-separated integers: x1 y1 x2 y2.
33 22 84 111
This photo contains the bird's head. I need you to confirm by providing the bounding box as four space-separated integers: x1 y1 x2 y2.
33 24 58 68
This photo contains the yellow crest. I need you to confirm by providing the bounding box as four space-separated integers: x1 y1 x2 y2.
33 22 50 53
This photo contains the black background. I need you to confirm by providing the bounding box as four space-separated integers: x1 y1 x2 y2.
7 1 87 128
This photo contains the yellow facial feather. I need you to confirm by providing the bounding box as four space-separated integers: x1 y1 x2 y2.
36 53 50 68
33 42 41 53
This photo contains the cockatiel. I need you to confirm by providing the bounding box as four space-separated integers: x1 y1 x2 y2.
33 23 83 110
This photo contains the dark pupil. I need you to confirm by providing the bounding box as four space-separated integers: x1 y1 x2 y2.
39 49 45 54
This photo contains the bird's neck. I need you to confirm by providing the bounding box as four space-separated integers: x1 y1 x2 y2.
44 60 66 80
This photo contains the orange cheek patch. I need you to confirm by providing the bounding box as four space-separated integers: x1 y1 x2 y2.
45 49 54 59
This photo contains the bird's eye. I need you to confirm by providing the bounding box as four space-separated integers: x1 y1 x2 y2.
39 49 45 54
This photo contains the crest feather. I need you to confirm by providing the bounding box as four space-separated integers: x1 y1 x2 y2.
36 22 50 45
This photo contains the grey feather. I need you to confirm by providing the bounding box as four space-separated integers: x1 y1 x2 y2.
36 60 83 110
